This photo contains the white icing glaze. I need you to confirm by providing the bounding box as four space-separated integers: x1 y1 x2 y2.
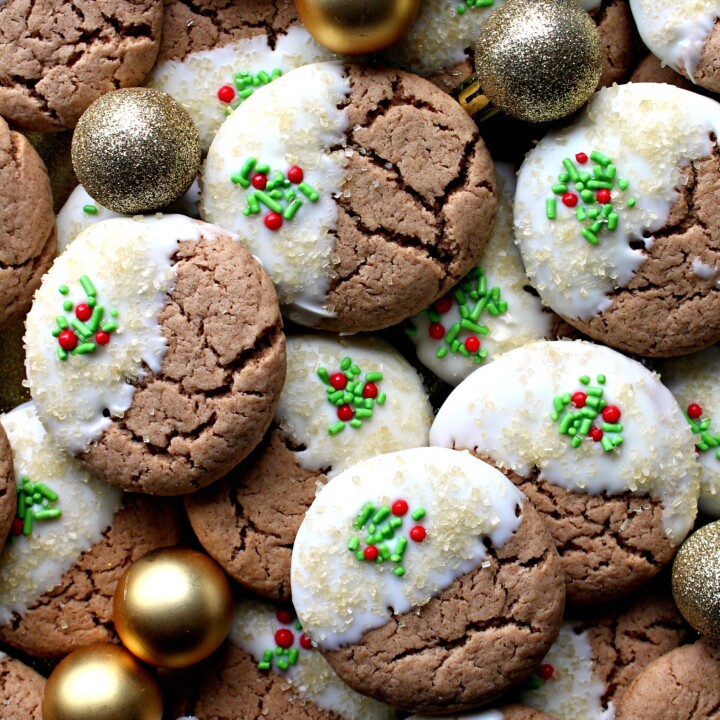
409 711 504 720
407 163 551 386
291 447 525 649
630 0 718 80
692 257 718 279
429 340 699 541
515 83 720 321
520 622 614 720
276 335 432 476
231 600 397 719
25 215 232 454
201 62 350 323
146 26 336 152
0 402 122 624
660 346 720 517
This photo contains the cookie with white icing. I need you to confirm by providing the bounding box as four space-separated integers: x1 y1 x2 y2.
201 62 496 333
403 163 559 387
24 215 286 495
291 447 565 714
430 340 700 604
0 422 15 553
185 333 433 601
409 707 555 720
0 401 181 658
146 0 335 152
183 599 399 720
515 83 720 357
0 651 45 720
659 345 720 517
629 0 720 93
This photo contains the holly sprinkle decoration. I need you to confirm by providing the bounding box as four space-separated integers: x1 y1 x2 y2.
455 0 494 13
683 403 720 458
51 277 119 361
546 150 636 245
552 373 624 452
231 157 319 232
318 356 386 436
257 607 313 672
216 67 283 115
524 662 556 690
347 499 427 578
11 476 61 538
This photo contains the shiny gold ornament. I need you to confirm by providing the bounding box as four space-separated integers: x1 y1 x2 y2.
0 319 31 414
113 547 234 668
42 644 163 720
295 0 420 55
459 0 602 123
672 521 720 639
71 88 200 214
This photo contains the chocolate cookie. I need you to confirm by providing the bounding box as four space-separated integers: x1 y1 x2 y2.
629 0 720 93
201 62 496 333
0 115 56 331
0 0 164 131
146 0 334 151
185 334 432 601
0 651 44 720
409 707 556 720
616 639 720 719
0 401 181 658
24 215 286 495
515 83 720 357
291 447 565 714
430 340 700 604
0 422 14 553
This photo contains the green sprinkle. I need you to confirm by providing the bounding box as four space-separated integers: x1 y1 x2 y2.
72 343 96 355
58 285 69 295
618 177 629 191
254 190 283 213
79 275 96 298
590 150 611 166
318 367 330 384
597 375 606 384
56 315 69 330
231 172 250 188
87 306 104 333
33 508 61 521
586 180 613 190
283 199 303 220
546 198 557 220
605 165 617 180
436 346 448 359
627 197 636 207
347 536 360 552
602 422 623 433
298 182 319 202
355 409 372 419
607 213 618 230
552 183 568 194
372 506 391 524
23 512 33 536
394 567 406 577
240 157 257 179
328 421 345 436
601 436 614 452
71 319 92 338
582 228 599 245
340 357 352 371
37 484 58 502
456 3 466 12
377 392 386 405
82 204 98 215
576 207 586 221
62 300 73 312
365 372 383 382
580 189 595 204
562 158 581 182
411 507 426 521
288 648 299 665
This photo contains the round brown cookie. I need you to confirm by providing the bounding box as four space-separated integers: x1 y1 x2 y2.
25 216 287 495
0 652 45 720
0 116 55 332
594 0 638 87
616 639 720 720
0 0 164 132
629 53 697 91
0 423 14 553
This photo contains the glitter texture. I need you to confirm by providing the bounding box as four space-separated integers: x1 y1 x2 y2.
672 520 720 639
72 88 201 214
475 0 602 122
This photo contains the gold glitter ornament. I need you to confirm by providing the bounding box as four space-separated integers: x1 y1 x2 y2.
71 88 200 214
459 0 602 123
295 0 420 54
42 644 163 720
672 521 720 639
113 547 234 668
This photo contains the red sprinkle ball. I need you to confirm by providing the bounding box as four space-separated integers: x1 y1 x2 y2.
537 663 555 680
409 526 427 543
274 629 294 649
251 173 267 190
276 609 294 625
571 391 587 408
287 166 304 184
688 403 703 420
392 499 409 517
434 296 452 314
75 303 92 322
575 152 588 164
337 404 354 422
95 331 110 346
428 322 445 340
264 212 283 231
362 382 378 399
58 330 79 352
464 336 480 353
562 192 578 208
589 427 604 442
217 85 235 104
300 633 314 650
602 405 621 423
596 189 611 204
364 545 379 561
330 372 347 390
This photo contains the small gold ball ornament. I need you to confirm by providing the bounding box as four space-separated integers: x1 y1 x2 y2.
42 644 163 720
113 547 234 668
71 88 200 214
672 521 720 639
295 0 420 55
474 0 603 123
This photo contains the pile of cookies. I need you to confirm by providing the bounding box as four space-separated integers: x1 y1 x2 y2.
0 0 719 718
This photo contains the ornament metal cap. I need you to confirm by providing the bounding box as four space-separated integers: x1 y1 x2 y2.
456 0 603 123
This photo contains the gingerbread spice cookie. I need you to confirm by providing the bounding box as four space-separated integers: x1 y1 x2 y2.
0 651 44 720
0 0 164 131
24 215 286 495
185 334 433 601
0 401 181 658
291 447 565 714
515 83 720 357
430 340 700 604
201 62 496 333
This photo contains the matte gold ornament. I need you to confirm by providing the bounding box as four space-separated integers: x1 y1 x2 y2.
672 521 720 640
113 547 234 668
295 0 420 54
71 88 200 214
42 644 163 720
458 0 602 123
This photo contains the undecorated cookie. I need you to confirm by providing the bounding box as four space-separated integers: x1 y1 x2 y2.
0 651 44 720
291 447 565 714
0 401 181 658
0 115 56 331
629 0 720 93
24 215 286 495
0 422 14 553
201 62 496 333
185 334 432 601
515 83 720 357
430 340 700 604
